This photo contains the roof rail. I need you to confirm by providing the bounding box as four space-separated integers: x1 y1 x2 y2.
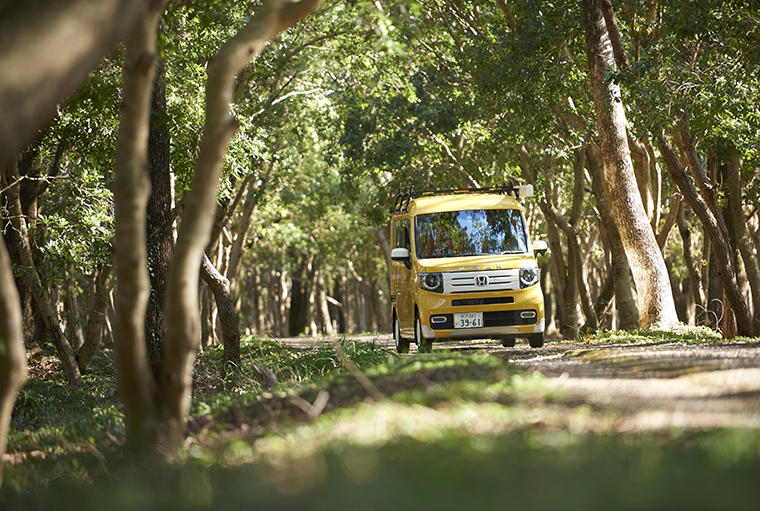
390 182 532 213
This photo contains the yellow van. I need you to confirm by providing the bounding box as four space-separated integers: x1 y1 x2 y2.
389 184 547 353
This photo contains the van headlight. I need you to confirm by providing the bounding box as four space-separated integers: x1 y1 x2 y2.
419 273 443 293
519 268 540 288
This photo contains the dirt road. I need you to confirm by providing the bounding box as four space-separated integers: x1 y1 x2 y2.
278 334 760 431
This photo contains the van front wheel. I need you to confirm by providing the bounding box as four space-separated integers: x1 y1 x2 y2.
499 336 516 348
393 312 410 354
529 333 544 348
415 313 432 353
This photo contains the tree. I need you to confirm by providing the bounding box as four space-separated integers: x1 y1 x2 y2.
112 0 324 456
614 0 760 336
582 0 679 330
0 223 27 489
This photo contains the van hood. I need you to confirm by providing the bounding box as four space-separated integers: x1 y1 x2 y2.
418 254 537 273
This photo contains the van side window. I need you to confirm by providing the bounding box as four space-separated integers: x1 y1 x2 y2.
393 219 411 252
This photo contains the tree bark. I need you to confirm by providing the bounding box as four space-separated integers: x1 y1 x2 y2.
0 235 28 488
145 56 173 365
77 266 114 373
586 142 639 329
628 133 654 226
583 0 679 331
226 165 272 290
112 6 164 456
676 203 705 325
200 253 240 374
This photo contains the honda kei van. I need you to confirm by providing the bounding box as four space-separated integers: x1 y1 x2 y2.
389 184 547 353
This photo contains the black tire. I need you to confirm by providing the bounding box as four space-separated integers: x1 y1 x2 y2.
393 312 410 354
415 312 433 353
499 336 516 348
529 332 544 348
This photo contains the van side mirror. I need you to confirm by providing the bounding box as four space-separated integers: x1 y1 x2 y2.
391 247 412 269
532 240 549 256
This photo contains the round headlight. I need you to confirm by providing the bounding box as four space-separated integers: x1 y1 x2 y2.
519 268 540 288
419 273 443 293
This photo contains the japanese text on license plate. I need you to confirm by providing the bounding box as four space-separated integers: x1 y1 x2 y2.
454 312 482 328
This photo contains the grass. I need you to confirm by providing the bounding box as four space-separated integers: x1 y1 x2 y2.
5 330 760 509
577 325 726 345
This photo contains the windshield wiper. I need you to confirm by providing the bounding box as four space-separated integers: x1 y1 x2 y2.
499 250 525 255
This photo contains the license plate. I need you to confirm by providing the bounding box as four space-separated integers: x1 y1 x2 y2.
454 312 483 329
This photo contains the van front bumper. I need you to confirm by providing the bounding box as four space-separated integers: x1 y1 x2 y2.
417 286 545 340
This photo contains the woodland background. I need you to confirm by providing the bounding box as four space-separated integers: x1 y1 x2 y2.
0 0 759 504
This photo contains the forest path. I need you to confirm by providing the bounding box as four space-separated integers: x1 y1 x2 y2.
276 334 760 432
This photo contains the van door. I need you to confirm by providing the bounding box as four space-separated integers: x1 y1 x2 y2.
391 218 414 336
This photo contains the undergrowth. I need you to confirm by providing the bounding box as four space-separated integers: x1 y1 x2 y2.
6 330 759 510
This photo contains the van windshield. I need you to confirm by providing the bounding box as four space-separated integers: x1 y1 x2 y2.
415 209 528 259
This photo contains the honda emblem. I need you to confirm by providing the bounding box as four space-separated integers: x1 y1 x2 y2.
475 275 489 286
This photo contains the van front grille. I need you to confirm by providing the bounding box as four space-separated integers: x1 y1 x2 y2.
443 269 520 293
451 296 514 307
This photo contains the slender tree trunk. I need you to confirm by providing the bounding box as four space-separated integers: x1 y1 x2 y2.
77 267 114 373
5 162 82 385
725 148 760 333
676 203 705 325
159 0 323 452
227 162 274 292
0 233 28 488
628 133 654 226
112 7 163 456
583 0 679 330
145 56 173 365
200 254 240 374
317 272 335 336
64 275 85 350
657 130 752 337
306 258 319 336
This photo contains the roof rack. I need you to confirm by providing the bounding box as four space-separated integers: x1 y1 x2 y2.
390 182 533 213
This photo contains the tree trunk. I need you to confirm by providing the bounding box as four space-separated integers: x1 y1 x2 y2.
657 130 752 337
676 203 705 325
77 267 114 373
200 254 240 374
0 234 29 489
586 142 639 329
518 146 580 338
725 148 760 334
111 7 163 456
227 163 274 291
317 272 335 336
64 275 85 351
5 162 83 385
159 0 324 453
583 0 679 331
145 56 173 365
306 258 320 336
628 133 654 226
